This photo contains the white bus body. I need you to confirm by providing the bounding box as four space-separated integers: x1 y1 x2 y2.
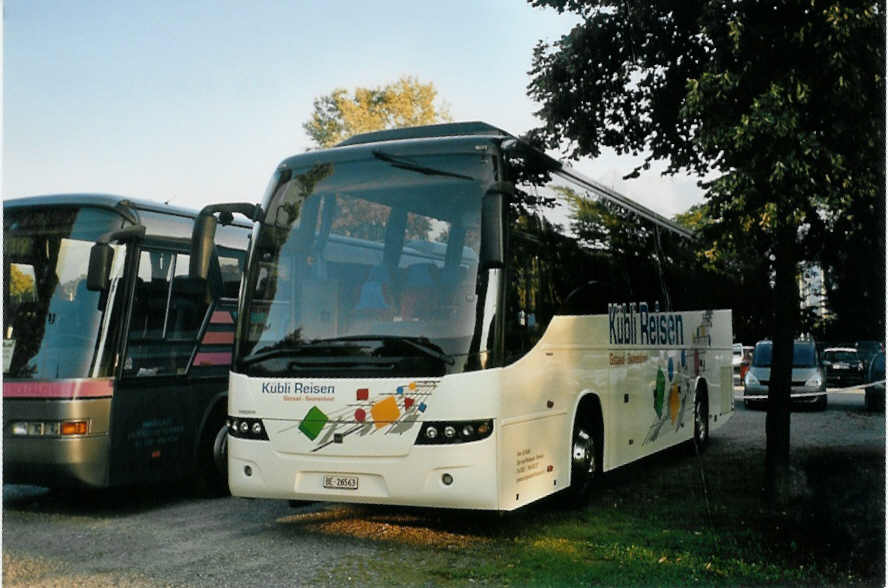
229 308 731 510
217 122 734 511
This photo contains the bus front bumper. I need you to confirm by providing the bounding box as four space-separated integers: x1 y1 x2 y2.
3 435 110 488
228 435 500 510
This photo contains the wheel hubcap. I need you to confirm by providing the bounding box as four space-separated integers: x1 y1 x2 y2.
695 399 706 443
572 428 595 475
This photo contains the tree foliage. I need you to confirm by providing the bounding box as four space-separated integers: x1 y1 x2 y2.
303 76 452 148
527 0 885 504
9 265 35 301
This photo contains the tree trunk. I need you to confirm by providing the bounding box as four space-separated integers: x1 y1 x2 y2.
765 211 798 508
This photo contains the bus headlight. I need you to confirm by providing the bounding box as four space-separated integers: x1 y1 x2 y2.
228 417 269 440
415 419 494 445
8 420 85 436
745 371 760 386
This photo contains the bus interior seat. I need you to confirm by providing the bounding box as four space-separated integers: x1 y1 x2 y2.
351 265 395 321
400 263 438 318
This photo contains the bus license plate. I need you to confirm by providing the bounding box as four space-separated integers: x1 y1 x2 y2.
323 474 359 490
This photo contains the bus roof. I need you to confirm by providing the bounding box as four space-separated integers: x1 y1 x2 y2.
333 122 693 240
3 194 252 229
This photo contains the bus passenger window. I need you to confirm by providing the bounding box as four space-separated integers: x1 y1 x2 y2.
125 250 206 377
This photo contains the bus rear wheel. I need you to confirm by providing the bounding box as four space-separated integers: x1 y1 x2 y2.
692 391 709 454
567 418 599 505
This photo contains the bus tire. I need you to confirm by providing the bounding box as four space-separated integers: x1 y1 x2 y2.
692 388 709 454
196 412 230 497
566 403 601 506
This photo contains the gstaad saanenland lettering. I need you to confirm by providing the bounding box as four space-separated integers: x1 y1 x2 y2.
261 382 336 394
608 302 684 346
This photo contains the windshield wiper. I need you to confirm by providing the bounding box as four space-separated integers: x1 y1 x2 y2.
239 347 307 366
372 150 475 181
310 335 456 366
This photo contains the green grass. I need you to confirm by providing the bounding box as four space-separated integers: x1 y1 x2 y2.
313 442 884 586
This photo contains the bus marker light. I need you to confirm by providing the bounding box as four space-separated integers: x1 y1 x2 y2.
61 421 87 435
244 465 252 477
442 473 453 486
152 450 161 459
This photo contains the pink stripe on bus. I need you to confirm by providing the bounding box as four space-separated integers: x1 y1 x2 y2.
201 331 234 345
210 311 234 325
194 352 232 366
3 379 114 399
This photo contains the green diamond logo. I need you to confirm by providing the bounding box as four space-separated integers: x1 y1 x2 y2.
299 406 329 440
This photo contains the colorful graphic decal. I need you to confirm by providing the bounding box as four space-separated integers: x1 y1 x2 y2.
643 312 714 446
193 310 236 367
286 380 438 452
645 352 691 445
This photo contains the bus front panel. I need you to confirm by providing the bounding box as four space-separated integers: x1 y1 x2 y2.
3 382 114 488
227 370 502 509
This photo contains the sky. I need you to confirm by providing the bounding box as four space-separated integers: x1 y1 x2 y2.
3 0 704 218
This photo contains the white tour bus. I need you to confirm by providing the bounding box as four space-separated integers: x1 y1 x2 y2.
191 122 733 511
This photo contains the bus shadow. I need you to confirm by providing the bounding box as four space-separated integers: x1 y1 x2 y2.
270 441 715 546
2 481 204 517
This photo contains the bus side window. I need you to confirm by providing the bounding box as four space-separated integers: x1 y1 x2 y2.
218 255 243 299
125 250 207 377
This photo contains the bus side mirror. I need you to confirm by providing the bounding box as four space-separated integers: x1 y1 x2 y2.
190 202 262 280
189 212 218 281
480 182 511 269
87 224 146 291
87 243 114 291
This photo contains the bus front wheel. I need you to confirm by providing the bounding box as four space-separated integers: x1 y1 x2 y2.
196 414 230 497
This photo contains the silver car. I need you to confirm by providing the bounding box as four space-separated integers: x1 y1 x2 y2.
743 340 827 410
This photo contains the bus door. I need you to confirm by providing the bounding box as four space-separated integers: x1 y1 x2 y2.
109 248 209 485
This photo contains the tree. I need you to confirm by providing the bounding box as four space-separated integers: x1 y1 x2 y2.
527 0 884 506
9 265 35 302
303 76 451 148
673 204 772 344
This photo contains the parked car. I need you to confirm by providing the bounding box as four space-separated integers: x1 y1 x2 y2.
743 339 827 410
739 345 754 383
732 343 743 385
822 347 866 388
856 340 885 366
864 352 885 412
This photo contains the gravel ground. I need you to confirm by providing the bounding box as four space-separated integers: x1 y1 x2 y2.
3 388 883 586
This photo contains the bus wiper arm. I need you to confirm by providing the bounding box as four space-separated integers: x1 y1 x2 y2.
239 348 306 366
372 150 475 181
311 335 456 366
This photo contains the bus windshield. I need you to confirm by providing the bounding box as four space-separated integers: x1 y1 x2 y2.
3 206 127 379
236 151 494 377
